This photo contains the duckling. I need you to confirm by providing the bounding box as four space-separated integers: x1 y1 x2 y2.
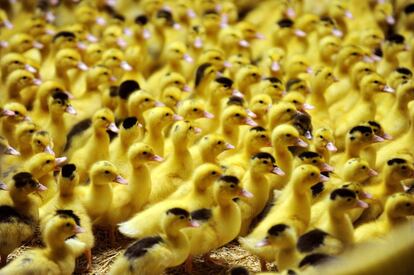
378 33 408 78
283 55 312 82
191 134 233 167
197 48 226 72
239 153 285 236
0 210 86 274
9 121 39 162
177 99 214 123
4 69 39 107
355 192 414 243
0 136 20 175
192 62 218 100
0 172 45 266
312 128 337 163
1 105 30 150
102 24 126 49
109 117 142 176
119 163 221 239
110 208 198 275
256 77 285 104
259 47 285 79
0 52 34 84
312 188 368 246
327 0 353 35
76 160 127 224
249 94 272 127
44 90 76 155
83 43 105 67
142 106 182 157
234 65 261 101
225 54 250 80
39 164 94 271
115 80 141 120
315 35 341 66
161 86 182 111
272 18 305 54
100 48 132 80
268 102 300 130
157 71 189 101
149 121 198 204
184 175 252 270
127 89 162 126
69 108 118 182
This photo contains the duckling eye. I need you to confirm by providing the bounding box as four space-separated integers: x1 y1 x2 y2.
104 170 110 174
406 202 411 207
29 129 35 133
193 108 198 112
165 113 170 116
310 172 315 176
143 151 147 155
223 84 229 88
373 80 380 84
327 73 332 77
144 98 149 102
401 166 407 170
112 57 118 60
15 111 20 115
214 57 221 60
351 52 358 56
252 73 258 77
362 166 366 169
101 116 107 121
189 126 193 130
293 100 298 103
364 133 370 137
356 191 359 194
22 76 28 80
299 85 305 89
179 215 185 219
65 222 71 227
217 141 222 145
319 135 324 139
211 171 217 175
286 109 291 112
36 140 41 144
312 159 317 164
259 100 264 104
286 134 291 137
235 113 241 117
260 134 266 138
45 160 51 164
230 184 235 188
263 160 268 164
347 198 352 202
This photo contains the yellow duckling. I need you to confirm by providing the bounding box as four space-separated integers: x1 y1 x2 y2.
190 134 233 167
157 71 189 101
142 106 182 157
0 209 86 274
378 33 408 78
314 35 341 66
115 80 141 120
0 136 20 175
161 86 182 111
102 24 126 50
272 18 305 54
10 121 39 162
0 102 29 148
256 77 285 104
68 108 118 182
259 47 285 79
239 153 285 236
355 192 414 243
149 121 198 204
118 163 221 239
127 89 162 126
110 208 198 275
177 99 214 123
39 164 94 271
192 63 218 100
249 94 272 127
225 54 250 80
4 69 39 106
76 160 127 224
83 43 105 67
267 102 299 130
327 0 353 35
283 55 312 82
196 48 226 72
184 175 253 271
234 64 261 101
312 128 337 163
0 52 33 84
0 172 45 266
100 48 132 80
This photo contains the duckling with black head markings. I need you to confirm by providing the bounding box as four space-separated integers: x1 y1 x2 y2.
257 77 285 104
192 62 217 101
297 229 344 257
378 33 408 78
127 89 161 127
110 208 198 275
267 102 300 130
116 80 141 120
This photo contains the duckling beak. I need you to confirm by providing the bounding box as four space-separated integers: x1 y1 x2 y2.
320 163 334 172
372 134 385 143
319 174 330 182
255 32 265 39
74 225 86 234
224 61 232 68
33 78 42 86
32 41 43 49
187 8 196 18
55 157 67 166
23 116 32 122
194 37 203 48
245 117 258 127
225 143 235 150
304 131 313 140
188 220 201 228
150 155 164 162
326 142 337 152
332 29 343 37
355 200 369 209
44 146 55 156
286 7 296 18
239 39 250 48
107 122 119 133
65 105 77 115
272 166 285 176
1 109 15 116
155 101 165 107
86 33 98 42
203 111 214 119
143 28 151 39
381 133 393 140
24 64 37 73
382 85 394 93
246 109 257 118
183 54 194 63
77 42 87 50
3 20 13 29
5 146 20 156
0 181 8 190
386 15 395 25
120 61 132 71
345 10 353 19
232 89 244 98
96 17 107 26
77 62 88 71
360 191 373 199
368 168 378 177
183 85 192 92
37 183 48 191
271 61 280 72
295 138 308 148
115 175 128 185
116 38 127 48
239 188 254 198
294 29 306 37
173 114 183 121
255 238 270 247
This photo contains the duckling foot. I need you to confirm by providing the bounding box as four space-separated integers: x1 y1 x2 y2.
0 254 8 267
84 249 92 272
260 258 268 271
184 255 193 273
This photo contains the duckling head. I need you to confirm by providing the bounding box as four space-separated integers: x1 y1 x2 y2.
170 120 200 144
103 25 124 48
92 108 118 133
255 223 296 249
250 94 272 117
273 18 297 41
131 14 150 40
55 48 87 72
2 102 28 123
165 41 192 64
198 48 225 71
313 66 337 88
337 45 365 69
162 87 182 109
58 164 79 195
15 121 39 150
12 171 46 195
296 14 320 34
350 62 376 89
385 193 414 218
65 23 88 42
74 4 99 26
119 117 142 142
346 125 384 147
297 229 343 255
244 126 272 149
160 72 188 92
251 152 284 175
292 164 328 188
226 54 250 77
37 81 68 111
86 65 113 88
236 65 261 86
0 136 19 156
178 99 214 120
317 16 341 37
319 36 341 59
314 128 337 153
374 2 394 26
264 47 285 72
268 102 298 128
328 0 352 20
162 208 199 236
45 210 84 244
385 157 414 181
1 53 29 79
388 67 412 89
260 77 285 102
395 79 414 102
329 188 368 211
31 130 55 155
298 151 333 172
286 55 312 77
145 106 182 128
142 0 163 17
271 124 308 148
101 48 130 72
361 29 384 50
343 158 377 182
128 143 163 167
7 69 38 93
199 134 234 157
188 24 206 50
52 31 78 51
8 33 38 53
222 105 257 127
237 21 263 42
383 33 407 55
48 90 76 115
192 163 222 191
154 9 175 28
214 175 253 204
28 152 66 177
202 10 221 34
340 182 372 200
128 90 159 117
89 160 127 185
209 76 234 97
363 121 392 140
84 43 105 66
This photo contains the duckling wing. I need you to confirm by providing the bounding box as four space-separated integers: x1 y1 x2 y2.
0 250 60 275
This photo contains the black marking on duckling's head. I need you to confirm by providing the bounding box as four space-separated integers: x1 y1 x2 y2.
228 266 250 275
386 33 405 44
264 77 282 84
250 126 266 132
215 77 233 87
298 253 333 268
396 67 413 76
13 172 37 189
349 125 372 135
320 16 335 25
204 9 219 16
191 208 212 221
135 15 148 25
122 117 138 129
52 90 69 103
287 270 297 275
195 63 213 87
227 96 244 106
387 158 407 166
297 229 329 253
373 47 383 57
124 236 163 260
109 86 118 97
156 9 174 26
219 175 240 185
311 182 325 197
367 120 381 128
118 80 140 100
405 4 414 14
166 207 190 218
112 14 126 22
53 31 76 42
56 209 81 226
330 188 356 200
252 152 276 164
61 164 76 179
268 223 289 235
299 151 320 159
277 18 294 28
286 79 301 91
